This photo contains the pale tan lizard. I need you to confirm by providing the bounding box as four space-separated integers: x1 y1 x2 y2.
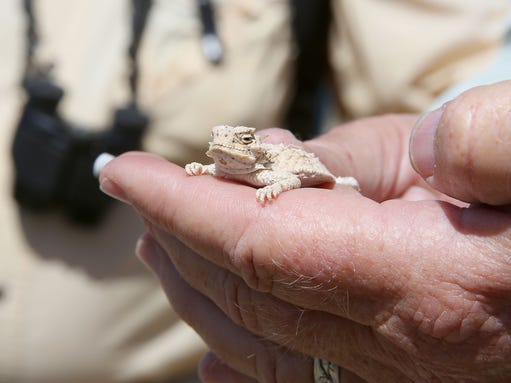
185 125 359 203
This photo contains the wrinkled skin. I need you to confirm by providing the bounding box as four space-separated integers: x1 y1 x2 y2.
100 81 511 383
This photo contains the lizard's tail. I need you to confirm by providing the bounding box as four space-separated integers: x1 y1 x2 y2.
335 176 360 191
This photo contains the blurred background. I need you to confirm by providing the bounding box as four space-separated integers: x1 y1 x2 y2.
0 1 510 382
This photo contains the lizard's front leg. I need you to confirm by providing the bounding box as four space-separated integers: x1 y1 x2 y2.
185 163 217 176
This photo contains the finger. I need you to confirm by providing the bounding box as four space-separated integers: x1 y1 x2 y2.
247 119 424 203
199 352 259 383
144 225 377 358
306 114 421 202
136 233 407 383
136 233 315 383
410 80 511 205
143 227 418 383
200 353 370 383
256 127 302 146
258 125 419 202
341 369 370 383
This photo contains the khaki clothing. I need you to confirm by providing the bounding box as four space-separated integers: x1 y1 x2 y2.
0 0 509 382
330 0 511 117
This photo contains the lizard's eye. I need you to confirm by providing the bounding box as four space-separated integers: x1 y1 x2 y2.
240 134 255 145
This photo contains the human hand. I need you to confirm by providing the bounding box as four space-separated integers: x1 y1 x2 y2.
99 80 511 383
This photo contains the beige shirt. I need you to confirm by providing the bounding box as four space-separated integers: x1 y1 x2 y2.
330 0 511 117
0 0 509 382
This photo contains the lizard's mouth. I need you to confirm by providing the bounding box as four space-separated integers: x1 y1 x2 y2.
207 144 257 170
207 144 253 160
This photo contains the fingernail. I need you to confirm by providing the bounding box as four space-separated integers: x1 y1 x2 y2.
409 107 442 177
99 178 130 204
93 153 116 178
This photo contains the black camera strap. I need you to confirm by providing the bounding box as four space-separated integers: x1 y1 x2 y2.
286 0 332 140
128 0 152 107
22 0 38 78
22 0 152 108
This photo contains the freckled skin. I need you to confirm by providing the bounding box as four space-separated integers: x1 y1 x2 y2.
185 125 360 203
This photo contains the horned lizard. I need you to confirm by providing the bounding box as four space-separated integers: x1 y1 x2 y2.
185 125 359 203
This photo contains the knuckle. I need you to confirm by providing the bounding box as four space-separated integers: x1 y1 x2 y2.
255 350 311 383
228 229 275 294
220 270 262 332
252 348 279 383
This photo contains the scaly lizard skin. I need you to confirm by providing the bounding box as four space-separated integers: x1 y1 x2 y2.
185 125 359 203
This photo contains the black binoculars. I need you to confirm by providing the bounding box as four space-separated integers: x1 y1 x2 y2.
12 77 148 225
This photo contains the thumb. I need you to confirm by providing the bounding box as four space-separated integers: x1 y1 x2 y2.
409 80 511 205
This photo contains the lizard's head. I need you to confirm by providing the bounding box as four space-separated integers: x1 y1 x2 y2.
206 125 263 172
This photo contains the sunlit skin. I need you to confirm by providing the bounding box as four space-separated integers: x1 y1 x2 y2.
100 81 511 383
